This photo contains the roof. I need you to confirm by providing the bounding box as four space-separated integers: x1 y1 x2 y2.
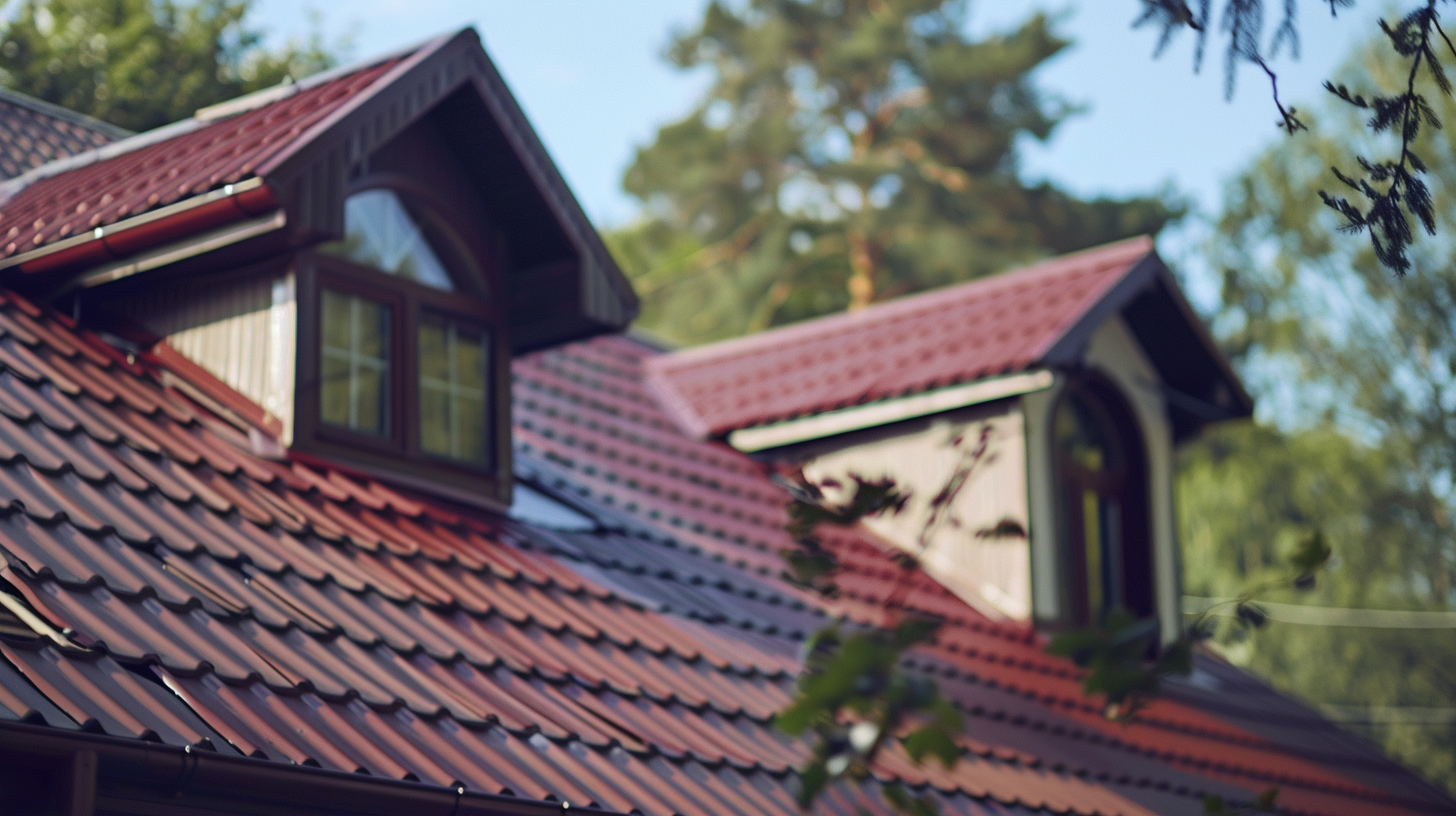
0 290 1444 816
0 28 637 349
0 87 129 182
644 238 1250 440
0 55 400 259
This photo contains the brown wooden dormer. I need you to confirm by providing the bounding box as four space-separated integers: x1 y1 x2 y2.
1 30 638 510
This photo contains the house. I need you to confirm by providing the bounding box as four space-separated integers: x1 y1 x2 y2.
0 27 1447 816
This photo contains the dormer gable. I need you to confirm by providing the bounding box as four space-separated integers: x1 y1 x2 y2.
0 29 638 509
646 239 1251 639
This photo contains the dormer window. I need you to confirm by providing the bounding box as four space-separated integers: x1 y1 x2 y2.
1053 376 1153 625
294 179 510 503
325 188 454 291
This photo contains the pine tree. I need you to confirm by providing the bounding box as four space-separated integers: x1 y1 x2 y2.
613 0 1180 344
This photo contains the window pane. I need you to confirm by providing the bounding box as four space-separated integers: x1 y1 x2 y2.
419 317 489 464
320 288 390 436
1056 393 1115 473
321 189 455 291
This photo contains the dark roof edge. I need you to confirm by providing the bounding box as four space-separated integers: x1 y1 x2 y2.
1037 249 1253 420
0 38 430 205
0 85 131 139
0 719 627 816
463 30 639 325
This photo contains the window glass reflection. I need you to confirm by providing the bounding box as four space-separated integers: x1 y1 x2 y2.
322 189 455 291
321 289 391 435
419 316 489 464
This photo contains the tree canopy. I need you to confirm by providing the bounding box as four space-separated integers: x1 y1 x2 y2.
1138 0 1456 276
612 0 1180 345
1179 30 1456 790
0 0 338 133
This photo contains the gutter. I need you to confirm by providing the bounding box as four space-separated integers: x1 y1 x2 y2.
0 178 278 277
726 369 1055 452
0 719 618 816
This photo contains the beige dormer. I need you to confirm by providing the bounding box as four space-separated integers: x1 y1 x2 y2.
646 239 1250 639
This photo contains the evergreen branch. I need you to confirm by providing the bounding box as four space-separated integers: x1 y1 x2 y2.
1319 1 1447 275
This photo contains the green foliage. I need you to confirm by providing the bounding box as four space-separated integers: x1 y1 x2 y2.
0 0 341 132
1134 0 1456 275
1047 531 1328 720
1178 422 1456 790
778 475 960 814
612 0 1180 345
1201 45 1456 790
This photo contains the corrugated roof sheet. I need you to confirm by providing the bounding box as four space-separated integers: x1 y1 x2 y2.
0 87 128 181
644 237 1155 437
0 57 401 258
0 289 1442 813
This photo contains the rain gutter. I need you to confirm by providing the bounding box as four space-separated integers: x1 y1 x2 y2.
0 719 619 816
0 177 279 277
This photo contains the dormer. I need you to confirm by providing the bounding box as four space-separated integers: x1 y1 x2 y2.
646 239 1250 639
0 30 637 510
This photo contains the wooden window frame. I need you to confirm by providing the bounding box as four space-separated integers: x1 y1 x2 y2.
1052 372 1154 628
293 178 512 506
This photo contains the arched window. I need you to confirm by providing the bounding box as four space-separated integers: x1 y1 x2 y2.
1053 377 1153 625
299 178 506 491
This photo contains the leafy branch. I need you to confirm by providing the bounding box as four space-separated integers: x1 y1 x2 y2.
776 428 1329 813
1134 1 1456 275
777 426 998 814
1048 531 1332 721
1321 3 1454 275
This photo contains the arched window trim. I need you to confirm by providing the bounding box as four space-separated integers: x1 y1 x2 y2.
292 174 512 505
1051 370 1155 627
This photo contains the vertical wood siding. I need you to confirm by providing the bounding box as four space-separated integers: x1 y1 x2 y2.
127 272 297 443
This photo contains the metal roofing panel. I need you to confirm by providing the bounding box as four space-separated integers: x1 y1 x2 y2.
0 89 127 181
0 60 399 259
0 287 1439 816
644 238 1154 437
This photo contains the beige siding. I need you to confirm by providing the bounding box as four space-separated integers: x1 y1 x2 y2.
802 401 1033 621
125 272 297 443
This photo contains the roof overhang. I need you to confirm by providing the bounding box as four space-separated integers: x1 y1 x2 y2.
0 28 638 353
1039 251 1253 441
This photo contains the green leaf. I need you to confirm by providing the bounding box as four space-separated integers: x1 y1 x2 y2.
902 726 960 768
1288 531 1332 574
795 760 829 808
1235 602 1268 629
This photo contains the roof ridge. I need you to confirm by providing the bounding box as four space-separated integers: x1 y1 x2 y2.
652 236 1154 371
0 85 132 139
0 34 439 206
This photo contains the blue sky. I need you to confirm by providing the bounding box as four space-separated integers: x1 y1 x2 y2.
254 1 1382 230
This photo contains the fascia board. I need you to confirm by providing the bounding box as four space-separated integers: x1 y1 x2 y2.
726 369 1054 452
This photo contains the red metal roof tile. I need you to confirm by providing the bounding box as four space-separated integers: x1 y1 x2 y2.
645 237 1155 436
0 59 400 260
0 89 127 181
0 291 1442 816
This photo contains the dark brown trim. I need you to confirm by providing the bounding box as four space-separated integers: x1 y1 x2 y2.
295 245 512 505
1052 370 1154 627
0 720 622 816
